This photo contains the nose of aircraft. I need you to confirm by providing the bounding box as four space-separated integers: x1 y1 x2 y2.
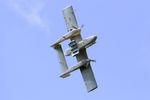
85 35 97 43
92 35 97 42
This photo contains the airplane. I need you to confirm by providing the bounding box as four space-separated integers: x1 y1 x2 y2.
51 5 98 92
65 35 97 57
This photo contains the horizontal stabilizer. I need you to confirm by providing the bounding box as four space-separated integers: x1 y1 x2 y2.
53 44 70 77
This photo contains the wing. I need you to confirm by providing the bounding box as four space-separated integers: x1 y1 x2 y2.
63 6 79 32
63 6 97 92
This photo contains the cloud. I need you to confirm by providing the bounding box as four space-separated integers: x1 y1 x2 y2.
6 0 50 32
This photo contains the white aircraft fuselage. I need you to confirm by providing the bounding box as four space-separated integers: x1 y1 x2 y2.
65 35 97 56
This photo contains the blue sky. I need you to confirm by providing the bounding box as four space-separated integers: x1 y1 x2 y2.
0 0 150 100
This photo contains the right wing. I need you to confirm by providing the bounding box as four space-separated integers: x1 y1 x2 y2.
76 49 98 92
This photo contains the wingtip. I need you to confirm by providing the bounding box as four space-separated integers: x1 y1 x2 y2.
63 5 73 11
87 85 98 93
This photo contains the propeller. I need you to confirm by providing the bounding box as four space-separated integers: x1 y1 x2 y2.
90 59 96 62
84 59 96 68
71 24 84 30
